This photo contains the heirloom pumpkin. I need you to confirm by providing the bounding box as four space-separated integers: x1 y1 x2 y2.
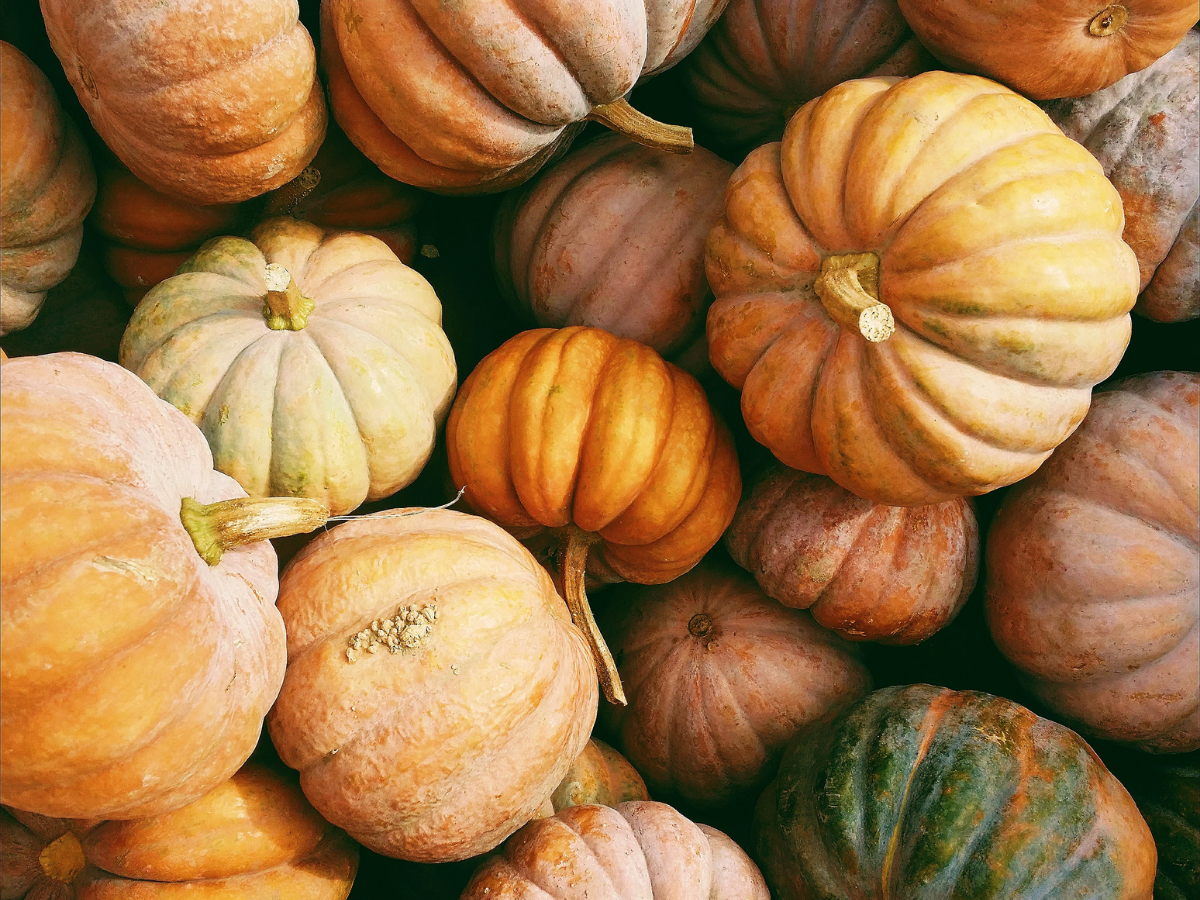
705 71 1139 507
725 461 978 644
896 0 1199 100
0 41 96 335
266 508 598 862
1 763 358 899
0 353 327 819
120 216 457 517
548 738 649 812
462 801 770 900
40 0 326 204
445 326 743 704
755 684 1157 900
1044 30 1199 323
320 0 728 193
986 371 1199 753
493 133 734 370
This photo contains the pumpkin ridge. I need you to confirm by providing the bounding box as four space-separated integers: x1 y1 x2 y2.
490 0 589 108
801 496 878 611
123 292 265 375
1054 480 1200 555
700 635 770 772
555 812 628 895
144 317 269 419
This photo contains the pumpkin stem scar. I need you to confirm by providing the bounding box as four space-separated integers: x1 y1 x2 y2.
559 525 627 706
1089 4 1128 36
262 263 315 331
814 251 894 342
587 98 694 155
180 496 329 566
39 831 85 883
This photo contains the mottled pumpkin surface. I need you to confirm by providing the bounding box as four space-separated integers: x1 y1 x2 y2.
550 738 649 812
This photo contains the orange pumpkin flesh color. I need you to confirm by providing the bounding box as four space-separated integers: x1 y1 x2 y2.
445 326 743 706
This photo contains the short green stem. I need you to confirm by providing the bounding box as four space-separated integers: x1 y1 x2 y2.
559 526 626 706
181 496 329 566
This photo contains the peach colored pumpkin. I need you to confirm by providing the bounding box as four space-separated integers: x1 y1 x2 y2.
40 0 326 204
462 802 770 900
549 738 649 812
987 371 1199 753
0 353 326 819
0 41 96 335
266 508 598 862
705 71 1139 507
725 462 978 644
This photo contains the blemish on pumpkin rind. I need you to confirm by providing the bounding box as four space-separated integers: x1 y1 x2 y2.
346 603 438 662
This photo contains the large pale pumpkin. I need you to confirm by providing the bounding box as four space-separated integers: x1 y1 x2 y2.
0 41 96 335
0 353 327 819
266 508 598 862
1 763 358 899
120 217 457 517
755 684 1157 900
705 71 1139 507
986 371 1199 753
40 0 326 204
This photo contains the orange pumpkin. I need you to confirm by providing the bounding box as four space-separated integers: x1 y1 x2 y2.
41 0 326 204
0 41 96 335
0 353 327 819
549 738 649 812
705 71 1139 507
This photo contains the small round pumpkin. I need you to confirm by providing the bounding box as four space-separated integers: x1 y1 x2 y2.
0 41 96 335
266 508 598 862
0 353 327 819
119 216 457 517
705 71 1139 506
463 801 770 900
549 738 649 813
986 371 1199 753
755 684 1157 900
1 763 358 899
725 461 978 644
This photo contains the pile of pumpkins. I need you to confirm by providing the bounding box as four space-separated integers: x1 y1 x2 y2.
1 1 1197 898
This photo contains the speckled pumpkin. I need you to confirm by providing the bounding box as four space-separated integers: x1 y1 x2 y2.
119 216 457 517
705 71 1139 506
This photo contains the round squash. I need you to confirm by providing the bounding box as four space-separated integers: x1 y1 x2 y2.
1 763 358 899
0 41 96 335
705 71 1139 507
986 371 1199 753
1044 30 1198 323
266 508 598 862
600 557 871 806
119 216 457 517
0 352 327 819
463 801 770 900
40 0 326 204
725 461 978 644
896 0 1199 100
679 0 934 149
754 684 1157 900
445 325 743 705
549 738 649 812
493 133 734 369
320 0 727 193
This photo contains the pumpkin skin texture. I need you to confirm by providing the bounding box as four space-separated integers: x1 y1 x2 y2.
320 0 727 193
40 0 327 205
725 462 978 644
678 0 935 150
0 41 96 335
0 354 290 819
462 801 770 900
493 134 734 368
1044 30 1199 323
550 738 649 812
705 71 1139 507
119 217 457 517
896 0 1199 100
0 763 358 899
266 508 598 862
985 371 1199 754
754 684 1157 900
599 558 871 807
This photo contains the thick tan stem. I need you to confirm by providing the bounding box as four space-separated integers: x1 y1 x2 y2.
587 99 694 155
814 252 894 342
39 831 85 883
559 526 627 706
1089 5 1128 36
181 496 329 566
262 264 314 331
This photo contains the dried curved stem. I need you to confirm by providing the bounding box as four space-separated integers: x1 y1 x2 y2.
814 252 894 342
181 496 329 566
587 99 693 155
559 526 627 706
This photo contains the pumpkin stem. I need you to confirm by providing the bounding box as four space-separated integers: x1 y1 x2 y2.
560 525 627 706
587 99 693 155
180 496 329 566
262 264 315 331
1088 4 1128 36
39 831 85 883
814 252 894 342
262 165 322 217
